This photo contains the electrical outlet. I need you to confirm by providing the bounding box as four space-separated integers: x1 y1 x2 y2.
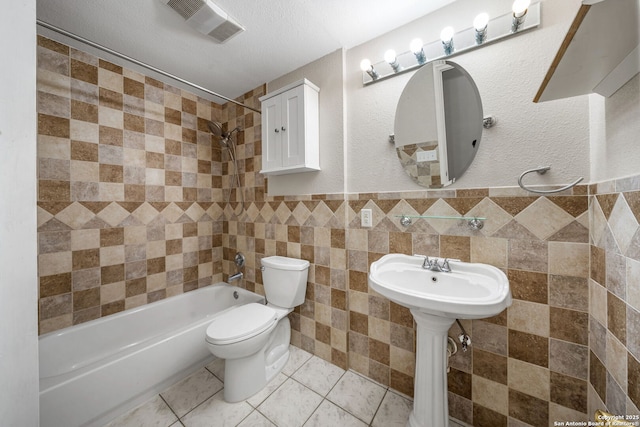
361 209 373 227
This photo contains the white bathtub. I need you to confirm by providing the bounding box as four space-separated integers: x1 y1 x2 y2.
39 283 265 427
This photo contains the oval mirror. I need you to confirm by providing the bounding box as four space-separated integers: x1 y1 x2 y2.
394 60 483 188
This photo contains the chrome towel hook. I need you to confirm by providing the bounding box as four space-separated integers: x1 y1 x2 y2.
518 166 583 194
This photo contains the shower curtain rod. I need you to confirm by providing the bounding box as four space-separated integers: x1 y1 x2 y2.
36 19 261 114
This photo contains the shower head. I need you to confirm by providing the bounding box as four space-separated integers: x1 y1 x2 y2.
207 120 224 137
206 121 242 148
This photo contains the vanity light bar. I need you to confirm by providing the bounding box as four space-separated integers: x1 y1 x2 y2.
361 1 540 86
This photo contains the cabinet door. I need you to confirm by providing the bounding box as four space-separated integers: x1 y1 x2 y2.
281 84 305 168
261 95 282 172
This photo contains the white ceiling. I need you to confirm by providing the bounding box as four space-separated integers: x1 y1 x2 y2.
36 0 455 103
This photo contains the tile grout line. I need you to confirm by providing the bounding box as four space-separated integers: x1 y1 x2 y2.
367 388 391 427
158 394 184 427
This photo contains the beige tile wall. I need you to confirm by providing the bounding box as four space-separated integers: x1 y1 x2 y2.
588 177 640 420
37 36 225 333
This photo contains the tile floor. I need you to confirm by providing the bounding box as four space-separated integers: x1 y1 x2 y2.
104 346 468 427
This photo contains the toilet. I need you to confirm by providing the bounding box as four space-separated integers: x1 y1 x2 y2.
205 255 309 402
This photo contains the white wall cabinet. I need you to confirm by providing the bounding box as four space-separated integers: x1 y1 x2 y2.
259 79 320 175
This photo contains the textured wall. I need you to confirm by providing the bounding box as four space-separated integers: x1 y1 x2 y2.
591 74 640 183
266 49 346 196
345 0 591 192
36 36 227 333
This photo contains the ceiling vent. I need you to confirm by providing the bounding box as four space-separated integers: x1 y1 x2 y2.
163 0 245 43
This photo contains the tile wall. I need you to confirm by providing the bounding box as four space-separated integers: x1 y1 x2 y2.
588 177 640 419
222 96 598 425
36 37 639 426
36 36 226 333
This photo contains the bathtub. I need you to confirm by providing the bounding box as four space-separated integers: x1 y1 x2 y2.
39 283 265 427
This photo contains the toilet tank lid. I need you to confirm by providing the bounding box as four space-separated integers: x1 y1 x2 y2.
261 256 309 271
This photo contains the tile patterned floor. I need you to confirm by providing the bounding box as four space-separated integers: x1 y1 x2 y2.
104 346 468 427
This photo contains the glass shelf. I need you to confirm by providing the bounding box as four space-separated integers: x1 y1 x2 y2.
395 215 486 230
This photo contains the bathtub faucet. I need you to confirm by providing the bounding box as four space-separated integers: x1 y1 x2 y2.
228 271 243 282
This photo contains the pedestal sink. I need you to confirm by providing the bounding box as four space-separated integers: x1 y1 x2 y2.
369 254 512 427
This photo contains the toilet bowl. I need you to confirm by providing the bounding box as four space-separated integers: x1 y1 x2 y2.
205 256 309 402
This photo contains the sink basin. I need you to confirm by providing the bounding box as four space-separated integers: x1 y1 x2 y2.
369 253 511 319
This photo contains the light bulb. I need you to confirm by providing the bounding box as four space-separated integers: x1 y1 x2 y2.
384 49 397 64
410 38 423 54
440 27 455 55
410 38 426 65
384 49 402 73
360 58 379 80
474 13 489 45
440 26 455 43
512 0 530 18
473 13 489 31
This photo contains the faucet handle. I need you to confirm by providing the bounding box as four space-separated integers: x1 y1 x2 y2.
442 259 451 272
421 256 431 269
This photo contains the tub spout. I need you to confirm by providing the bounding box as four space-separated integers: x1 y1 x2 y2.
228 272 243 282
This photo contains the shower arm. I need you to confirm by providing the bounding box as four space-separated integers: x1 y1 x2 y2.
36 20 261 114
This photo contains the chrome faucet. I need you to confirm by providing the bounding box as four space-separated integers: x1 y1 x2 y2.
228 271 243 282
228 252 245 283
421 256 452 273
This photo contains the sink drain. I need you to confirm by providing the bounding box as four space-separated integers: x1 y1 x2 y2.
431 276 438 283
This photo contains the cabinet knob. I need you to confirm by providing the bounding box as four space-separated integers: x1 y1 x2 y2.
281 126 286 131
274 128 279 133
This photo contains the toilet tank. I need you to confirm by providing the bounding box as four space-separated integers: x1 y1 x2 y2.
261 256 309 308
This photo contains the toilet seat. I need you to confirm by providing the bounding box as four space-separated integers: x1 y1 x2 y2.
206 303 277 345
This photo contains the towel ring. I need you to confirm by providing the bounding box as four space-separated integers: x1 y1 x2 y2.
518 166 583 194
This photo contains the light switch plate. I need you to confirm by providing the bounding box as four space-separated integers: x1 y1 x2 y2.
417 150 438 162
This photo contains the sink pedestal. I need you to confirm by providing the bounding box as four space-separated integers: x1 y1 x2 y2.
407 310 456 427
